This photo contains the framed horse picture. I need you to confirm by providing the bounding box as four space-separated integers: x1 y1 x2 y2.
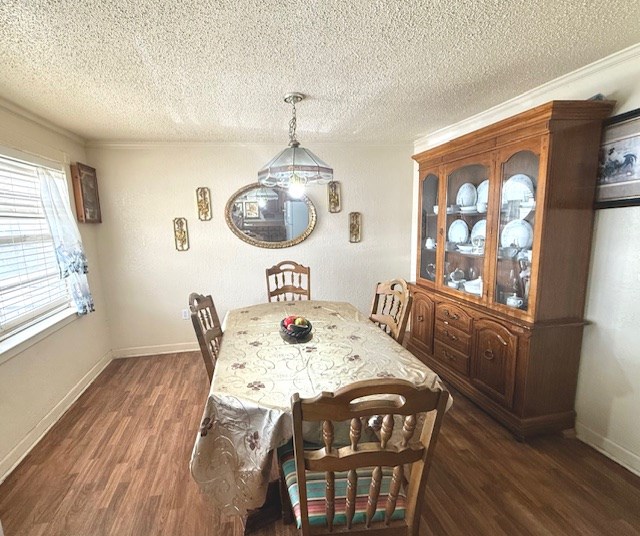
595 108 640 209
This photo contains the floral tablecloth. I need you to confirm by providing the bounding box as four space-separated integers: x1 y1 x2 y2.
189 300 449 516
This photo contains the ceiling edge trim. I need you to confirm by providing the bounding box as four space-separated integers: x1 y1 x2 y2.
85 140 412 149
414 42 640 153
0 97 86 146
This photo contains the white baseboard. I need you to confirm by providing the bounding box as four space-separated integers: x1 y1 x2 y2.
112 342 198 358
0 350 112 484
575 422 640 477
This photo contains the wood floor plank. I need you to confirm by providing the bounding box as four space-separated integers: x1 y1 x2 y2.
1 351 639 535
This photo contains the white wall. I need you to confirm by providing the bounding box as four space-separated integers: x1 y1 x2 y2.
85 143 413 356
413 43 640 475
0 103 112 481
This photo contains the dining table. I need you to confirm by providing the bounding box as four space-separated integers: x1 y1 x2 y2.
189 300 450 523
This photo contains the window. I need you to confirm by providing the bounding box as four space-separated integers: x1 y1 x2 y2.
0 154 71 341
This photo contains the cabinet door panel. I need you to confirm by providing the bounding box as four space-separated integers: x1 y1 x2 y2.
491 139 543 320
410 291 435 355
442 155 492 302
418 171 440 285
471 319 517 408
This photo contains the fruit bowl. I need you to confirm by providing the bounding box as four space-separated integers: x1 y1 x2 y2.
280 318 313 343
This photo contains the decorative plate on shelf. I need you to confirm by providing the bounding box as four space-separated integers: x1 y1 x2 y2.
476 179 490 204
456 183 478 207
471 219 486 242
502 174 535 203
500 219 534 249
447 219 470 244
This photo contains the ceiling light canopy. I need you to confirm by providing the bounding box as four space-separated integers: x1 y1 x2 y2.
258 93 333 191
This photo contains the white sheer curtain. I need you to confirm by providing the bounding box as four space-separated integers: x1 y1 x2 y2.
38 168 94 315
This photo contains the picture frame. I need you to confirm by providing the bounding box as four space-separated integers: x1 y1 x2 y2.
595 107 640 209
70 162 102 223
244 201 259 219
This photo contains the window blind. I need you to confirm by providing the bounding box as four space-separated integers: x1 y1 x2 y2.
0 154 70 339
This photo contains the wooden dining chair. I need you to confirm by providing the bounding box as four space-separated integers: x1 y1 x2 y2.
369 278 413 344
279 378 449 535
188 293 223 382
266 261 311 302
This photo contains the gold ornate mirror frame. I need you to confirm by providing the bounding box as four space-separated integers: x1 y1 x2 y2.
225 183 317 249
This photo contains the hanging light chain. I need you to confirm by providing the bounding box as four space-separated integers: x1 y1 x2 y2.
288 98 298 146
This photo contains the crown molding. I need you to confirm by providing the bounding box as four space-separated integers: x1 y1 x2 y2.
414 42 640 153
0 97 86 145
85 139 411 149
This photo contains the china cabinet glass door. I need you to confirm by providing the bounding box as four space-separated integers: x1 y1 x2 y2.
493 148 540 313
419 173 438 282
443 161 490 299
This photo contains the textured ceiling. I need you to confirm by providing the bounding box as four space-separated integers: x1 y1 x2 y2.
1 0 639 144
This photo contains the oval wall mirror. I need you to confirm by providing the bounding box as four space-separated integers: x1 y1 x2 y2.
225 183 317 248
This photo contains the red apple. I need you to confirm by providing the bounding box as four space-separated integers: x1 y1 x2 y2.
283 315 297 328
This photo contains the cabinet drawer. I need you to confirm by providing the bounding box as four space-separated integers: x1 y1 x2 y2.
435 322 471 355
434 341 469 376
435 302 472 333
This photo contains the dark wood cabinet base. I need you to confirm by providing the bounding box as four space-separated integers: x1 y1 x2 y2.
408 286 585 440
410 344 576 439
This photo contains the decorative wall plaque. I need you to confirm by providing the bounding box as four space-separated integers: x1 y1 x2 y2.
173 217 189 251
328 181 341 213
196 187 212 220
349 212 361 243
70 162 102 223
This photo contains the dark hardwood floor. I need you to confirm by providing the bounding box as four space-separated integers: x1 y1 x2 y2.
1 352 639 535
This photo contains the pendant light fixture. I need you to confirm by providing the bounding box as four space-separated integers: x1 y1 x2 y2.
258 93 333 195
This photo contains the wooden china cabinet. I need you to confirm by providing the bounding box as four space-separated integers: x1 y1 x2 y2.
408 100 614 439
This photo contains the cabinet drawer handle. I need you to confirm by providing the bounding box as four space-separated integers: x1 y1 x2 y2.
442 349 455 360
417 315 424 322
444 309 459 320
444 330 457 341
483 349 495 360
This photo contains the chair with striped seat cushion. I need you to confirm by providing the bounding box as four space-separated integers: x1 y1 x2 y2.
280 379 449 535
279 442 407 528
